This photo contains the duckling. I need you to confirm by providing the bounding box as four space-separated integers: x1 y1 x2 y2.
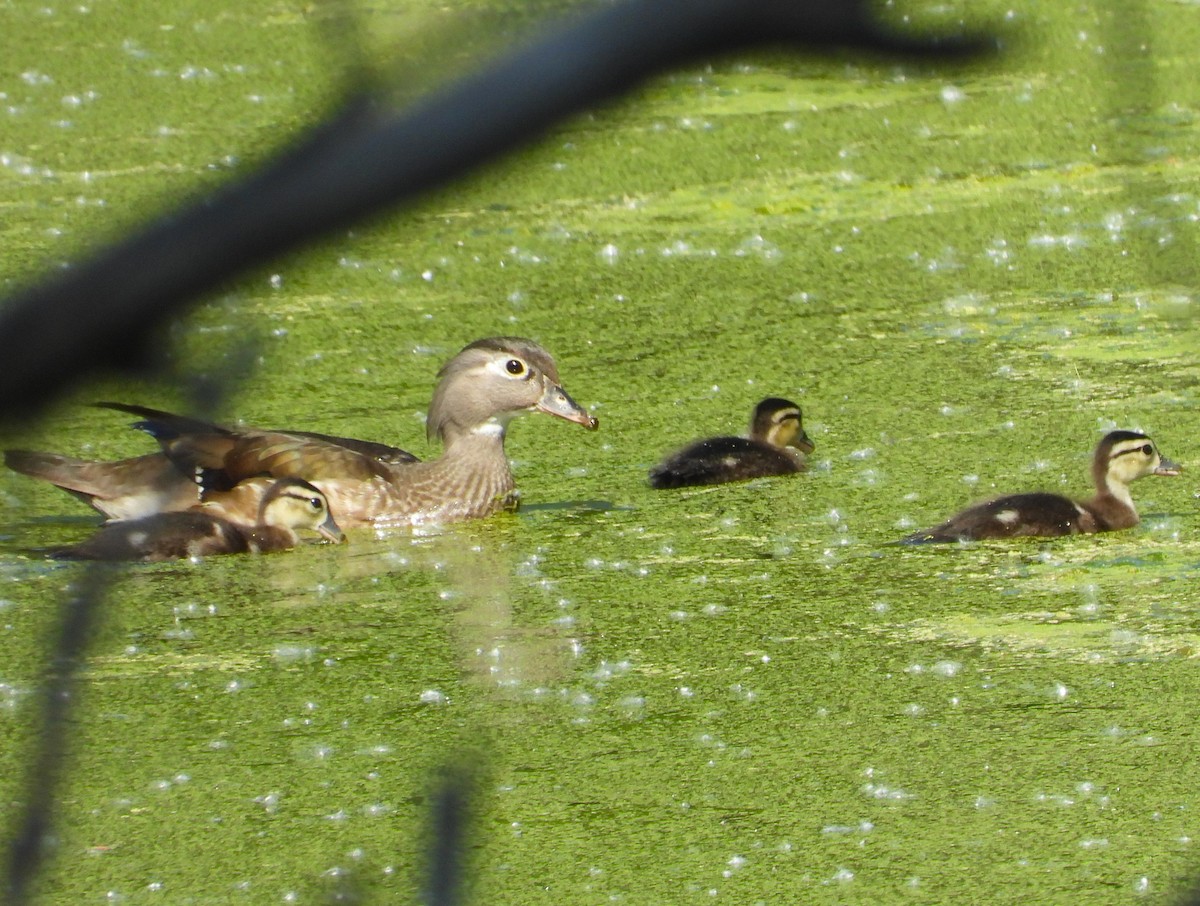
9 337 598 527
649 397 815 489
51 478 345 562
902 430 1180 543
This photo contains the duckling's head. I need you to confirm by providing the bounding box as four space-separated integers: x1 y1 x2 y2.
750 397 815 454
259 478 345 543
427 337 599 444
1095 430 1180 493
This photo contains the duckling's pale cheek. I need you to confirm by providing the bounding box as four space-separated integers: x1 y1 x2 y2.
1114 461 1148 483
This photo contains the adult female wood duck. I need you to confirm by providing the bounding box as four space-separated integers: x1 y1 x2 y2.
649 397 815 489
8 337 598 527
51 478 344 562
901 430 1180 543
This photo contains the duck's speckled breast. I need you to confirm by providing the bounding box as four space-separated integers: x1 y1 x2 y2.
314 444 516 527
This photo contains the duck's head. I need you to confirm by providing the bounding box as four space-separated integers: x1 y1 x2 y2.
427 337 598 444
260 478 345 543
1095 430 1180 491
751 397 815 454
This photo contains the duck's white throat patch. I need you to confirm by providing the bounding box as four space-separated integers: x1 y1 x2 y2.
471 417 508 438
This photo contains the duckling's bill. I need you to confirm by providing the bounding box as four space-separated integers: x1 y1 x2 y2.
318 510 347 543
789 428 816 456
1155 456 1182 477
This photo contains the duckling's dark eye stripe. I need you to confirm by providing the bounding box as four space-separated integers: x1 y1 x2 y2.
281 490 323 505
1111 445 1154 459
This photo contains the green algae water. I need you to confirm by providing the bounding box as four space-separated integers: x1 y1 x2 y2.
2 1 1200 903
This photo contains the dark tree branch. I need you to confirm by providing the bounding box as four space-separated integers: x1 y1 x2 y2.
0 0 998 425
3 569 112 906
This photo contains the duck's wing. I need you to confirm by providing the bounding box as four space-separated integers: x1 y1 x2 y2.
649 437 799 489
159 429 407 494
282 431 418 465
95 402 232 438
0 403 227 520
101 402 419 482
5 449 201 520
902 492 1086 543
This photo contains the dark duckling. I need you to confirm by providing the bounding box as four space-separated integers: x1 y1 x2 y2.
902 430 1180 543
649 397 815 489
51 478 344 562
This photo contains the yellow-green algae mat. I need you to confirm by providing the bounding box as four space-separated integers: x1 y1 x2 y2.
1 0 1199 903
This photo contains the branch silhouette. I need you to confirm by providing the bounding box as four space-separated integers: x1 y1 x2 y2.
0 0 997 424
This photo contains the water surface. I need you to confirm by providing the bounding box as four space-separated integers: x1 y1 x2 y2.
1 1 1199 903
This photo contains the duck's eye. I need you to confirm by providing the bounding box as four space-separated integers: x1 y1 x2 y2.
505 358 525 375
1142 444 1153 456
309 497 323 510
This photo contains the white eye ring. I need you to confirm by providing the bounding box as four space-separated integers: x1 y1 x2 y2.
488 356 532 379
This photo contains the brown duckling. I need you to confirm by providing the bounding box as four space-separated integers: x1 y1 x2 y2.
902 430 1180 543
51 478 344 562
649 397 815 489
9 337 598 527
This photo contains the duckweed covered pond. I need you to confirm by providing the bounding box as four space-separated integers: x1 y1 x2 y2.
2 0 1200 903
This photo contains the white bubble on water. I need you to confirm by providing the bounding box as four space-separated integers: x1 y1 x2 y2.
940 85 966 104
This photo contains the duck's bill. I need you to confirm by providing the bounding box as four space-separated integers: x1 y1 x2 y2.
318 514 347 543
1155 456 1182 476
537 385 599 430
